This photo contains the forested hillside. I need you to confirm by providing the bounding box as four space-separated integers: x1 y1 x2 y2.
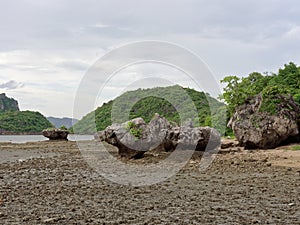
0 111 53 133
0 94 53 134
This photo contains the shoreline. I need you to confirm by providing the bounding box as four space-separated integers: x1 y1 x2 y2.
0 134 94 144
0 132 42 135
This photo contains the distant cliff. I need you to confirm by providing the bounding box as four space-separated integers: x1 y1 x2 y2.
47 117 78 129
0 94 53 134
0 93 19 112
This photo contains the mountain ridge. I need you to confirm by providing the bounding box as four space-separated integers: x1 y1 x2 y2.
47 116 78 129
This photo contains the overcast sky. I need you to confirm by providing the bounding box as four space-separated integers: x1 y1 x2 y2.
0 0 300 119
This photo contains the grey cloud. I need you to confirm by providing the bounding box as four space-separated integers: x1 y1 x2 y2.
1 0 300 50
0 63 56 73
56 60 89 71
0 0 300 118
0 80 24 90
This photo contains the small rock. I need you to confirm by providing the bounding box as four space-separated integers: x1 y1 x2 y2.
43 218 56 223
42 215 65 223
266 162 272 167
261 157 268 163
42 128 69 140
221 142 234 149
22 216 30 221
232 161 239 165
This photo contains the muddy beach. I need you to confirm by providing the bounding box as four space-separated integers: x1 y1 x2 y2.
0 140 300 224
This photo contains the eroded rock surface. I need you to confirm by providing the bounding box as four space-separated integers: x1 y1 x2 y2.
42 129 69 140
96 114 221 158
229 94 300 149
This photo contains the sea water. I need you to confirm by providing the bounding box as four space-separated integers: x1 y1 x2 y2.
0 134 94 143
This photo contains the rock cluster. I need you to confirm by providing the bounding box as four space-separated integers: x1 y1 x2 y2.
229 93 300 149
96 114 221 158
42 128 69 140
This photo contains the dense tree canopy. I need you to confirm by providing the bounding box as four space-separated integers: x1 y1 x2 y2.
220 62 300 117
0 111 53 133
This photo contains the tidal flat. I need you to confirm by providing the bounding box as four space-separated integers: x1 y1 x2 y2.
0 141 300 224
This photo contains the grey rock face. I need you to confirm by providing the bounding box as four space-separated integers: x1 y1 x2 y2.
0 93 19 112
228 94 300 149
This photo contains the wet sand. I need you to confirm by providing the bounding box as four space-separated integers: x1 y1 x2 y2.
0 140 300 224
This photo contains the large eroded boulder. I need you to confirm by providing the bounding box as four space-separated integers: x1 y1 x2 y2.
97 114 171 158
96 114 221 158
42 128 69 140
228 94 300 149
165 126 221 151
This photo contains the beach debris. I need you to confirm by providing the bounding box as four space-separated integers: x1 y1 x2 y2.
42 215 66 223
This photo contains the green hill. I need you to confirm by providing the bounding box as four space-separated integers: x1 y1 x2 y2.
0 111 53 134
72 85 226 134
0 94 53 134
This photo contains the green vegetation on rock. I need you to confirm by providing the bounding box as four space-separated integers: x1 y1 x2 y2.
0 111 53 133
126 121 143 140
72 85 225 134
290 145 300 151
220 62 300 117
60 125 68 130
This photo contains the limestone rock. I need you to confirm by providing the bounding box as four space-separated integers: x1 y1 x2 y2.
42 129 69 140
96 114 221 158
228 94 300 149
165 126 221 151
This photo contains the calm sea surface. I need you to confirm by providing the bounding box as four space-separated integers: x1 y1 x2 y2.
0 134 94 143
